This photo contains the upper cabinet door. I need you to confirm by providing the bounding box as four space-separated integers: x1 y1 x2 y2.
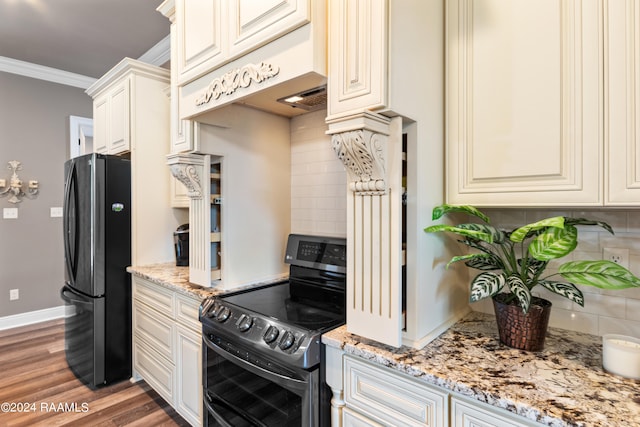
176 0 225 85
446 0 603 207
108 80 130 155
605 0 640 205
327 0 388 118
228 0 310 56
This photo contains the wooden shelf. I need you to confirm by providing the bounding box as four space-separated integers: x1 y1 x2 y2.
211 269 221 281
210 232 221 242
210 173 221 180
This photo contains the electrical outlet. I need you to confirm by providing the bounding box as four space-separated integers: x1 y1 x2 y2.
50 207 63 218
3 208 18 219
603 247 629 269
9 289 19 301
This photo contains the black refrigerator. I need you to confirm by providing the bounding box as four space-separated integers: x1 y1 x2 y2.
60 153 132 388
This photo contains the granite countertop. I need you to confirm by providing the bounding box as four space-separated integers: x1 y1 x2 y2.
127 262 288 300
323 312 640 427
127 263 222 300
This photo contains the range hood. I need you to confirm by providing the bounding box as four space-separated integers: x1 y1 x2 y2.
229 74 328 118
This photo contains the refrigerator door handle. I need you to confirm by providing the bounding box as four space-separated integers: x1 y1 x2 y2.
60 284 92 307
63 162 76 283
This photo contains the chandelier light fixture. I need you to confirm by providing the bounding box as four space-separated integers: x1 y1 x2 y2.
0 160 39 204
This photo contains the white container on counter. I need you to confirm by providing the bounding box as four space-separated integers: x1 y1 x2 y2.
602 334 640 379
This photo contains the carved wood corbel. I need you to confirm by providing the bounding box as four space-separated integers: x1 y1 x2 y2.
166 153 205 199
331 113 388 195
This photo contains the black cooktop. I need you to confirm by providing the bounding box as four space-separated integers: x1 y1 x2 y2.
220 281 345 332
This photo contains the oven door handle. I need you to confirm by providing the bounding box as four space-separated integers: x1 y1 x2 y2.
204 334 309 393
205 390 268 427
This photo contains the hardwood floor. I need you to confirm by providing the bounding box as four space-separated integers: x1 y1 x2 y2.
0 318 191 427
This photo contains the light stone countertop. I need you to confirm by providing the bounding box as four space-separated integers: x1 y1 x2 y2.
127 263 221 300
322 312 640 427
126 262 288 300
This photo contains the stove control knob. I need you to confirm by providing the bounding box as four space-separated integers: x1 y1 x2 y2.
263 326 279 344
278 331 295 351
237 314 253 332
207 303 221 318
216 307 231 323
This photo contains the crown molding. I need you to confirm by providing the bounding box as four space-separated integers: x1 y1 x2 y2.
137 34 171 67
0 56 97 89
0 35 170 90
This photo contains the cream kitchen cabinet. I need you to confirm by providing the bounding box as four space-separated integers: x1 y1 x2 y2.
327 0 387 118
327 0 433 120
326 348 448 427
91 79 129 154
132 276 203 427
326 348 540 427
451 396 539 427
605 0 640 205
446 0 640 207
174 0 312 86
87 58 186 265
158 0 198 154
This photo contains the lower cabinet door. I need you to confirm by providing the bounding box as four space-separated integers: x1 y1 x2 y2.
343 407 384 427
175 326 203 426
344 355 447 427
451 396 537 427
133 339 175 405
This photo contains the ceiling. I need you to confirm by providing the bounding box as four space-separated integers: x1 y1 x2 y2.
0 0 170 79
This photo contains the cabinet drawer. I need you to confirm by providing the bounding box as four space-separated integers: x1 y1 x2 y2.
133 302 175 360
175 293 202 332
451 396 537 427
133 277 174 315
133 340 175 405
343 407 383 427
344 356 447 427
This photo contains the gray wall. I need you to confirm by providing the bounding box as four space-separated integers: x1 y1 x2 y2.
0 71 92 317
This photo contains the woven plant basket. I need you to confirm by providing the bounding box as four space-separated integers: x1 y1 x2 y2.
492 293 552 351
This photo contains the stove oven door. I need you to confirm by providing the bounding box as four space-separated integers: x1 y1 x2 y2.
203 332 320 427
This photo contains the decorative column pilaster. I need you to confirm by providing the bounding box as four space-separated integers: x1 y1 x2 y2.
326 111 403 347
167 153 212 287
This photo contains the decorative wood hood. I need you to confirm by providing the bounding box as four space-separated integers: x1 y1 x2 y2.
176 0 327 121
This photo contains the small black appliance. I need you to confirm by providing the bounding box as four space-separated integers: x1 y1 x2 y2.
174 223 189 266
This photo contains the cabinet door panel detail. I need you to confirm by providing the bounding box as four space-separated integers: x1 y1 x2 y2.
344 356 446 427
329 0 387 116
93 96 108 154
229 0 310 55
176 329 202 426
108 82 129 153
606 0 640 205
447 0 602 205
177 0 224 83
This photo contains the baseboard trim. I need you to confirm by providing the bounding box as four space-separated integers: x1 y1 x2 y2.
0 306 66 331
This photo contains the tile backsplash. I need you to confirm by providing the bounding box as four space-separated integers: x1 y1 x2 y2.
470 208 640 338
290 110 347 237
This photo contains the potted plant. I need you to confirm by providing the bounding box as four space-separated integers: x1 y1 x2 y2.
425 204 640 351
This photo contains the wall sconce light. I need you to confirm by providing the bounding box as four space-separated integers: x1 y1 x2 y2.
0 160 39 204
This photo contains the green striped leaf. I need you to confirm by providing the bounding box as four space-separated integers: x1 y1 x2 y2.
465 254 504 270
565 218 614 235
445 254 486 269
424 224 493 243
458 224 508 244
558 261 640 290
470 272 506 302
431 204 490 223
506 275 532 313
539 281 584 306
510 216 565 243
529 225 578 261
